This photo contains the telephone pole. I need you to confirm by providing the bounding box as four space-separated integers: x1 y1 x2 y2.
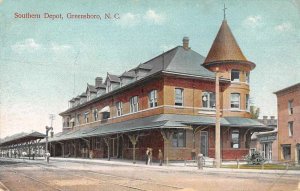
215 68 221 168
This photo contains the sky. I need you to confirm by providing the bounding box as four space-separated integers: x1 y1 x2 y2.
0 0 299 138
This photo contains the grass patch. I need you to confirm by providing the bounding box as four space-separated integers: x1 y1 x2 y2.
222 164 300 170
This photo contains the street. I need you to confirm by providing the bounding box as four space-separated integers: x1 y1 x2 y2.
0 158 299 191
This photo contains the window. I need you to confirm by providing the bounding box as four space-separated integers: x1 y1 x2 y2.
231 93 240 109
246 94 250 111
202 92 215 108
172 130 186 147
76 114 80 125
84 112 89 123
246 72 250 83
148 90 158 108
231 70 240 82
288 121 293 137
288 100 293 115
93 109 98 121
282 145 291 160
116 101 123 116
175 88 184 106
102 112 110 120
231 130 239 148
130 96 139 113
92 137 101 150
249 148 256 155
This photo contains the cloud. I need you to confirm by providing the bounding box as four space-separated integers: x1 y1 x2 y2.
117 12 141 27
243 15 262 28
274 22 293 32
50 43 71 53
11 39 72 54
117 10 165 27
144 9 165 25
11 38 41 52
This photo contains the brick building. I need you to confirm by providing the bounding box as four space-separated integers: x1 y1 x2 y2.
47 19 270 162
275 83 300 164
251 116 278 162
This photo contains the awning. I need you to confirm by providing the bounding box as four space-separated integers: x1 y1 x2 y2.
45 114 270 143
69 118 75 123
99 106 110 113
0 131 46 147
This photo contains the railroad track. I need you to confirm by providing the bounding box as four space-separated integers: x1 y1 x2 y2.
0 165 64 191
0 158 184 191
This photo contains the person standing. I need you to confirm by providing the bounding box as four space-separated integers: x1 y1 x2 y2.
145 148 149 165
158 149 163 166
148 148 153 165
46 151 50 163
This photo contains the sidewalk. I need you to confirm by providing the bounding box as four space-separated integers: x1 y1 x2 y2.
2 156 300 175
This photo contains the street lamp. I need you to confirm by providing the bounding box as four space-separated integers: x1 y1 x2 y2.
215 67 221 168
45 126 53 156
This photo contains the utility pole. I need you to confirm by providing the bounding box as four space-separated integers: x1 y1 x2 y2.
215 67 221 168
45 114 55 157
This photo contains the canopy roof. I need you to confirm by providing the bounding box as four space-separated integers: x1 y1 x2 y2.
0 131 46 147
46 114 270 143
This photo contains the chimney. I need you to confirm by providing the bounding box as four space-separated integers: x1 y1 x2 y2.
270 116 275 125
263 116 268 125
95 77 103 87
182 37 190 50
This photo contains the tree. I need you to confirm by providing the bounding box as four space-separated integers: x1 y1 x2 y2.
250 106 260 119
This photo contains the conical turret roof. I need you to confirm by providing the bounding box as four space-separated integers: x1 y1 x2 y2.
203 20 254 68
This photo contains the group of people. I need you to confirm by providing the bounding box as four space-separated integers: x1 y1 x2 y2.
145 148 163 166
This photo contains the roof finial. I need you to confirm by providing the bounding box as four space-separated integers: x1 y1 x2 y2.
223 3 227 20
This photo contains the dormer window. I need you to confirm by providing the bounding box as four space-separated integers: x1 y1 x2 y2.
231 70 240 82
106 80 112 93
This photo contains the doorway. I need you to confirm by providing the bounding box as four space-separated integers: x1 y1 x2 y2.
200 131 208 157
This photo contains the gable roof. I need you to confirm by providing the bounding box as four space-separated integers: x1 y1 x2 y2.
120 71 136 78
106 73 120 83
86 84 97 93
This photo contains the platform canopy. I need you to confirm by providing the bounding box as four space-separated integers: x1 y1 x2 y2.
0 131 46 147
46 114 271 143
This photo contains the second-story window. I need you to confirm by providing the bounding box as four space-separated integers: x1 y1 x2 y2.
288 121 294 137
175 88 184 106
231 70 240 82
202 92 215 108
231 93 240 109
93 109 98 121
76 114 80 125
116 101 123 116
84 112 89 123
148 90 158 108
130 96 139 113
246 72 250 83
246 94 250 111
288 100 293 115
